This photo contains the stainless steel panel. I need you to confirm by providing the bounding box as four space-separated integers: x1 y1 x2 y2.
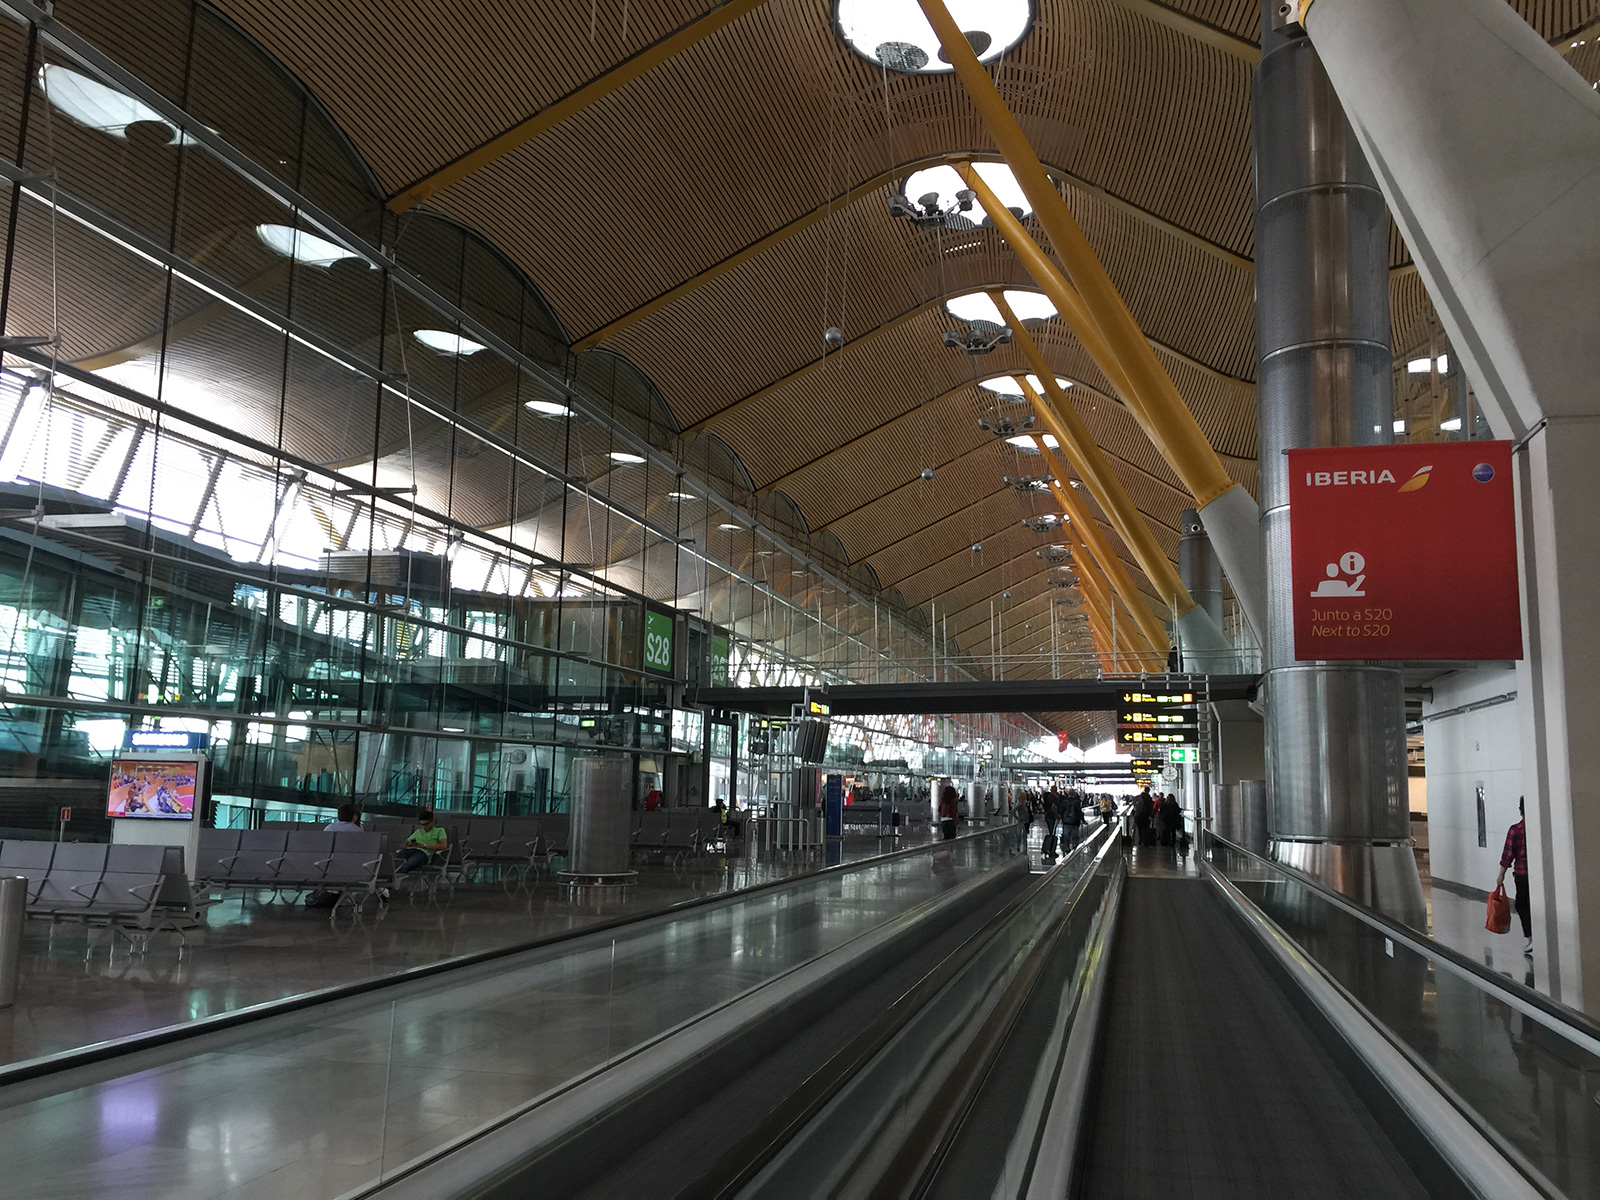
1253 37 1380 208
569 755 633 878
1238 779 1269 856
0 874 22 1007
1265 665 1408 841
1177 507 1223 625
1270 839 1427 927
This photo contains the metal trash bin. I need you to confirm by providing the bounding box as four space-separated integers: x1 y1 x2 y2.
0 874 26 1008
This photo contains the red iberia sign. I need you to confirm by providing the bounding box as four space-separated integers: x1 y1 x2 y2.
1288 442 1521 661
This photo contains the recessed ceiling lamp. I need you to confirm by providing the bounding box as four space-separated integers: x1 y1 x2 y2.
525 399 572 417
834 0 1035 75
947 290 1056 326
414 329 489 356
903 162 1031 220
608 451 647 464
39 65 179 141
256 224 366 268
979 374 1073 400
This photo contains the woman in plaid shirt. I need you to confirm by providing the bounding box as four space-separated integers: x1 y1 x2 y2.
1496 796 1531 955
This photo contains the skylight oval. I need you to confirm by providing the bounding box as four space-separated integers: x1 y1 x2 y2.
980 374 1073 400
524 399 572 417
834 0 1035 76
946 289 1057 325
1005 433 1060 451
39 65 177 141
414 330 489 356
256 224 366 268
903 162 1031 220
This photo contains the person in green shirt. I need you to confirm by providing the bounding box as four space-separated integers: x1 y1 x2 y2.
395 808 447 875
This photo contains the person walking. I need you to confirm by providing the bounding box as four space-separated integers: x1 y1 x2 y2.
1497 797 1533 955
1134 788 1155 847
1061 788 1085 852
1099 793 1115 826
938 784 960 841
1157 793 1181 847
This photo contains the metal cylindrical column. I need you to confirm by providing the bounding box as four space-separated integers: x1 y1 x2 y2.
563 755 637 888
0 874 25 1007
1255 22 1423 923
1176 507 1234 673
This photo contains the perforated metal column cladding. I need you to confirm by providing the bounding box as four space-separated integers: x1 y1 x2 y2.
568 755 632 877
1254 26 1422 921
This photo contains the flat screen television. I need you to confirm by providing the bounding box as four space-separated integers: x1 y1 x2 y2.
107 757 199 820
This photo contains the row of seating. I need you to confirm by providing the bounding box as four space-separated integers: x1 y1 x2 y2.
0 840 200 937
195 829 389 908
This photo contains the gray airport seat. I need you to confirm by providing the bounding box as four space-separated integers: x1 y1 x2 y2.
34 843 109 915
232 830 288 885
0 840 54 901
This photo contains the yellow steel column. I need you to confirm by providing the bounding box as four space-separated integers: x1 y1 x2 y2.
1029 438 1170 659
921 0 1265 638
995 294 1194 613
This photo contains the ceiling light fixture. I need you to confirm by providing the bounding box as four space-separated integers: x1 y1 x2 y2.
525 399 572 417
608 451 647 465
256 223 366 268
834 0 1035 76
414 329 489 356
979 374 1073 400
1406 354 1449 375
39 65 180 141
947 289 1056 325
668 490 696 500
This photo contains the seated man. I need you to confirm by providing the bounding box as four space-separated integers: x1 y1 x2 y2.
395 808 447 876
324 803 363 833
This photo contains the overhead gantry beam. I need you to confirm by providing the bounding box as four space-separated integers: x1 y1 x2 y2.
387 0 775 212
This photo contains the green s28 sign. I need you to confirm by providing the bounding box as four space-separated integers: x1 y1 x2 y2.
644 608 675 675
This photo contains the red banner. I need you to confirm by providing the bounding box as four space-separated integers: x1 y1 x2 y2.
1289 442 1521 661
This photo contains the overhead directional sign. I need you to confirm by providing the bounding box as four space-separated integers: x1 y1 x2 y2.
1117 688 1198 751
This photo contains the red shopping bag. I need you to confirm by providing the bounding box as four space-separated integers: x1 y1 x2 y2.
1486 884 1512 934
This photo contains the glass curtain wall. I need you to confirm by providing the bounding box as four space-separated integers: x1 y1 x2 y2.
0 0 1037 832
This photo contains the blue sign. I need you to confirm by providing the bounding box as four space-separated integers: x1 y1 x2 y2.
123 730 210 751
824 773 844 839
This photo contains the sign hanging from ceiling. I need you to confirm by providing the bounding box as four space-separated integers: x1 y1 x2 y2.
1288 442 1521 661
1117 689 1198 751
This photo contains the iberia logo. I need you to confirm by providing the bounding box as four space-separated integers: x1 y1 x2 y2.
1398 464 1432 493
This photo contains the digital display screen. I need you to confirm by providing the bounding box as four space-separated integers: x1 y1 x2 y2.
107 758 198 820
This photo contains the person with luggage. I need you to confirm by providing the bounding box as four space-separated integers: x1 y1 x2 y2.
1496 797 1533 955
1061 788 1085 852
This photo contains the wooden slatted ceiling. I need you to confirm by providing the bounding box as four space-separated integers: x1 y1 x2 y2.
195 0 1598 702
414 0 1258 338
211 0 723 193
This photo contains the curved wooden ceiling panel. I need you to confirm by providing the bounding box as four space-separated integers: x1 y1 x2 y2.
197 0 1587 688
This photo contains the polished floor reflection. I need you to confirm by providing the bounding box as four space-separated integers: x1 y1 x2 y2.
0 834 1002 1200
0 830 936 1066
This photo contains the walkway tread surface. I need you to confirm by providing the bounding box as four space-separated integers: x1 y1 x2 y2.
1078 876 1429 1200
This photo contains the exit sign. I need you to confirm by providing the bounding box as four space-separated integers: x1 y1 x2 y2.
1169 747 1195 764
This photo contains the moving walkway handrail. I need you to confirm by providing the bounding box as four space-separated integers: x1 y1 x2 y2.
1204 828 1600 1056
678 825 1112 1200
1204 853 1551 1200
0 823 1016 1089
876 828 1122 1199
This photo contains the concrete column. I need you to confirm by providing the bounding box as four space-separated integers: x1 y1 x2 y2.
1254 12 1423 922
1299 0 1600 1012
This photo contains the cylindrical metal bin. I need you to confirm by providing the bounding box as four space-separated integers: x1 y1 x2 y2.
1215 783 1240 846
0 874 26 1007
1239 779 1269 857
563 755 636 886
